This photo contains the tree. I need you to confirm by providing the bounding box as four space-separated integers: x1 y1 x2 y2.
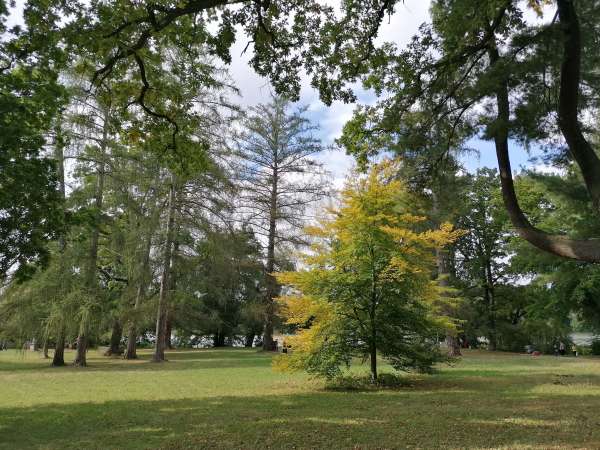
174 226 265 347
275 160 461 382
453 169 511 350
235 95 329 351
0 2 67 281
340 0 600 263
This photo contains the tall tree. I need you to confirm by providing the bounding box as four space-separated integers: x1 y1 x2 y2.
0 2 67 281
275 160 461 382
235 95 329 350
453 169 511 350
339 0 600 263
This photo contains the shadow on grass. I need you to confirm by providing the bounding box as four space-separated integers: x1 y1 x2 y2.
2 388 600 450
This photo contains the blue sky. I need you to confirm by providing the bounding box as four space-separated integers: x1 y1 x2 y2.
225 0 555 185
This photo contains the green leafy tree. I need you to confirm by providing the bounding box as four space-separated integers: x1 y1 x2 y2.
275 160 461 382
340 0 600 263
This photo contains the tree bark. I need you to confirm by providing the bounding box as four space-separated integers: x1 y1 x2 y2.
488 11 600 263
73 335 88 366
432 192 461 357
152 175 176 362
165 318 173 350
52 125 67 368
244 333 255 348
52 330 66 367
262 164 278 351
556 0 600 213
484 261 497 351
105 319 123 356
42 340 49 359
164 239 179 351
74 107 109 367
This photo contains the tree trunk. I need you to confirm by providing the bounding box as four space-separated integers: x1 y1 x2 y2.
432 192 461 357
52 330 65 367
244 333 255 348
488 27 600 263
125 229 153 360
164 239 178 351
52 125 67 368
485 261 497 351
370 341 378 383
213 331 226 347
105 320 122 356
165 318 173 350
73 335 88 367
152 175 176 363
42 340 49 359
74 107 109 367
263 165 278 351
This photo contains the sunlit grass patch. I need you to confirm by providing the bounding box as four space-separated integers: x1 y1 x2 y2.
2 349 600 449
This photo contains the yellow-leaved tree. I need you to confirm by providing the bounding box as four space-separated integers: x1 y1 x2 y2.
274 159 463 382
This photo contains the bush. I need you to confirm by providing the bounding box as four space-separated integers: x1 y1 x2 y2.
325 373 416 391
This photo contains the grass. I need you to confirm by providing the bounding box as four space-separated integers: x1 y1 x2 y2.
1 349 600 449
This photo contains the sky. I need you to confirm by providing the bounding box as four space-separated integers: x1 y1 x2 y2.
4 0 554 187
223 0 553 187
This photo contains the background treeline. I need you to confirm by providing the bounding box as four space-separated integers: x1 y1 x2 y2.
2 0 600 367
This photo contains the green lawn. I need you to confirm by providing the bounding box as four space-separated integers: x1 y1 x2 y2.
1 349 600 449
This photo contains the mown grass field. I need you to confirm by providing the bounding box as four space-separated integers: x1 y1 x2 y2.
1 348 600 449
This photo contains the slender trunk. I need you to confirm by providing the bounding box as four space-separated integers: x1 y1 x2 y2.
42 340 49 359
52 330 65 367
369 307 377 383
105 320 122 356
484 261 497 351
75 108 109 367
263 165 278 351
244 333 255 348
52 126 67 367
152 175 177 362
165 319 173 350
213 331 226 347
432 192 461 357
165 240 178 350
125 230 153 360
370 341 378 383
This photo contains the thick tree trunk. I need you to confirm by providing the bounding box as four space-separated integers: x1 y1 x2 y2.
105 320 123 356
244 333 255 348
73 335 88 367
263 166 278 351
52 331 65 367
488 16 600 263
152 176 176 362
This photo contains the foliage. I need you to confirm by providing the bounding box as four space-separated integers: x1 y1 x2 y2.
274 160 462 380
0 4 68 280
